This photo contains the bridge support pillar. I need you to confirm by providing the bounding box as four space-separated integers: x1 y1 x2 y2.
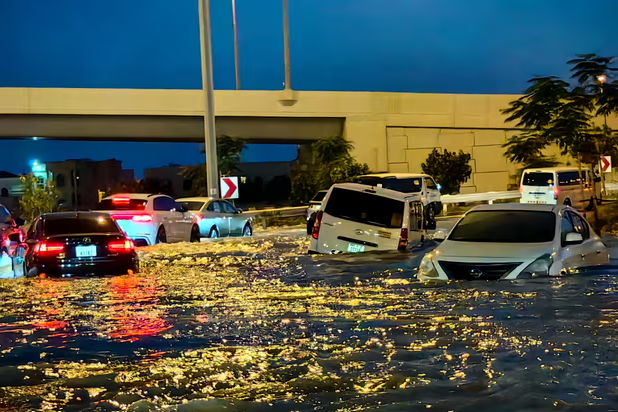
344 117 388 173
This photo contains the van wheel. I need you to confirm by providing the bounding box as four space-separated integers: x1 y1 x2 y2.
156 226 167 244
563 198 572 207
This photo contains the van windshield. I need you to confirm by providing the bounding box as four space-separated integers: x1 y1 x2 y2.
324 188 405 229
522 172 554 187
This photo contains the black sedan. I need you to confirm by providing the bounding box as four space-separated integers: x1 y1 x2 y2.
23 212 139 277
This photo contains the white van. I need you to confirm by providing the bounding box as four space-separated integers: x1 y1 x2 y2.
358 173 442 229
520 167 600 210
308 183 426 254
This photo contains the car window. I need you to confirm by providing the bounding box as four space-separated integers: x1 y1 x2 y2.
96 198 147 211
561 214 575 240
207 202 222 213
179 201 205 211
311 191 327 202
0 206 10 223
449 211 556 243
153 196 176 211
324 188 405 229
426 178 438 190
568 212 590 240
557 171 581 186
44 216 120 236
221 202 236 214
522 172 554 187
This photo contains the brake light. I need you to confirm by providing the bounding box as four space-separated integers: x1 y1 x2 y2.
312 211 324 239
113 196 131 205
398 228 408 250
108 239 134 253
111 213 153 223
36 241 65 256
519 186 524 194
553 186 559 199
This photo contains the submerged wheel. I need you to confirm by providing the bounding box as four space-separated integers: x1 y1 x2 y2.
156 226 167 244
209 227 219 239
190 225 200 242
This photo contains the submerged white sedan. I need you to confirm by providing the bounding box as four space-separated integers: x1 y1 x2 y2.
176 197 253 239
418 203 609 281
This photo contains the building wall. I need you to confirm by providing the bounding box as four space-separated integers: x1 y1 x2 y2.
143 166 191 198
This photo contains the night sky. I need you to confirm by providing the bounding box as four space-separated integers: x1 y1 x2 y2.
1 0 616 176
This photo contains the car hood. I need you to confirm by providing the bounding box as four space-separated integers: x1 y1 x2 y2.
435 240 555 260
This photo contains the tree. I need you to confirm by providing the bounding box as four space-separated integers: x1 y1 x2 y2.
182 135 247 196
421 149 472 195
290 136 370 205
502 54 618 199
106 177 173 197
19 174 59 222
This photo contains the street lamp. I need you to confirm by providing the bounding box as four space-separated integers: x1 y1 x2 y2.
232 0 240 90
283 0 291 90
198 0 220 198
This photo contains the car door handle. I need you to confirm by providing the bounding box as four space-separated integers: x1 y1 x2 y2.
581 254 586 259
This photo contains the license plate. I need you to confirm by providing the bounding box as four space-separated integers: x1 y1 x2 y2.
530 200 547 204
347 243 365 253
76 245 97 257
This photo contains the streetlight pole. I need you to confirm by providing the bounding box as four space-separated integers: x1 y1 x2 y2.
232 0 241 90
198 0 220 198
282 0 291 90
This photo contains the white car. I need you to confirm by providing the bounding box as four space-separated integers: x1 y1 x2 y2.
418 203 609 281
309 183 426 254
176 197 253 238
96 194 199 246
358 173 442 229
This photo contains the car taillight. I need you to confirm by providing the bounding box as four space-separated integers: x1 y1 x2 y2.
398 228 408 250
113 196 131 205
519 186 524 194
36 241 65 256
553 187 559 199
111 213 153 223
312 211 324 239
108 239 134 253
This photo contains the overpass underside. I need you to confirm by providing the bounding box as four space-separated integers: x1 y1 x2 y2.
0 114 344 144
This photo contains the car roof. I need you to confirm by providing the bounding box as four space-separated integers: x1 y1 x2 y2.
41 211 114 220
176 197 216 202
102 193 165 200
467 203 567 213
523 167 581 173
329 183 419 201
360 173 430 179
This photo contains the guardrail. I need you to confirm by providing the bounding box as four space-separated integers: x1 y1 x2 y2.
244 206 307 229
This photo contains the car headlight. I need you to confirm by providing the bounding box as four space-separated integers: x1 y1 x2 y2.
517 254 553 279
418 255 439 278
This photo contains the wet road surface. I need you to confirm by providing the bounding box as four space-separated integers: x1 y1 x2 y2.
1 230 618 411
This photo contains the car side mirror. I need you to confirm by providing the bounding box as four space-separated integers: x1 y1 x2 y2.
8 233 21 242
177 206 187 213
564 232 584 245
15 218 25 227
237 209 243 214
432 230 447 242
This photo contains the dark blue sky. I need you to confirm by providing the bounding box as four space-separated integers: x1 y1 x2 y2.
1 0 616 175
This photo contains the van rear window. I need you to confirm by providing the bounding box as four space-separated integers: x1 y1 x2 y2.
522 172 554 186
324 188 405 229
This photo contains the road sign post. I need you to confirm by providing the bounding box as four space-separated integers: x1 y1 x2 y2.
220 177 239 199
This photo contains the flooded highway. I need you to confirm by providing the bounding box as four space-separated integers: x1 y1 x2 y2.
1 232 618 411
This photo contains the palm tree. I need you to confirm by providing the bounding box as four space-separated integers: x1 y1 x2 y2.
312 136 355 164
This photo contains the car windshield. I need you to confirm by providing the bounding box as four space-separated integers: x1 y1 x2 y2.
359 177 422 193
522 172 554 187
44 216 120 236
324 188 405 229
311 191 327 202
95 199 147 210
449 210 556 243
179 201 205 211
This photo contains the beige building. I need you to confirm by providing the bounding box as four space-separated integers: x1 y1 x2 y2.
1 88 617 192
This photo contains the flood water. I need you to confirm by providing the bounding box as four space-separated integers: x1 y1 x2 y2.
1 233 618 411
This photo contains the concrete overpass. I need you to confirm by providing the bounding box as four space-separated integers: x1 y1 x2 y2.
1 88 616 193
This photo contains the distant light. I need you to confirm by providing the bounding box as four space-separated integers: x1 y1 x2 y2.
32 137 38 141
598 74 608 84
31 160 38 167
